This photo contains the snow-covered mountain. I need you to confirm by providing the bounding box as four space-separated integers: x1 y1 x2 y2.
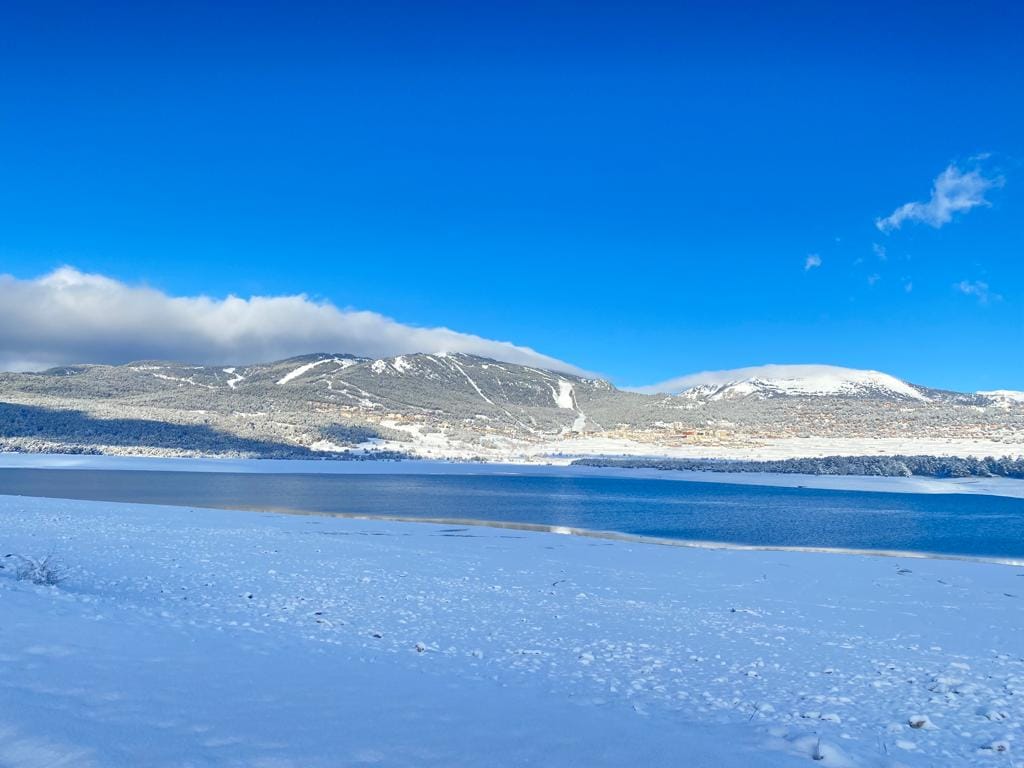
662 364 931 402
978 390 1024 406
1 356 1021 460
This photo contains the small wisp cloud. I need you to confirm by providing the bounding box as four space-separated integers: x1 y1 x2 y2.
0 267 588 374
876 163 1003 232
955 280 1000 305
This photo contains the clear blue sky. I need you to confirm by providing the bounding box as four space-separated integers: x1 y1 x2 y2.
1 1 1021 390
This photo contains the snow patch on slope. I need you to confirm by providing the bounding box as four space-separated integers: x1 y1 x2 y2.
277 358 334 385
223 368 245 389
445 356 495 406
139 370 217 390
554 381 575 409
551 380 587 432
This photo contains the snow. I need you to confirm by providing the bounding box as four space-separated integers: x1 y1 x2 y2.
139 371 217 389
554 380 575 409
222 368 245 389
276 358 334 385
571 411 588 432
308 439 348 453
640 364 930 401
550 380 587 432
520 434 1024 466
703 380 758 399
445 356 496 406
331 381 382 409
1 493 1022 766
379 421 469 458
980 390 1024 404
392 355 411 373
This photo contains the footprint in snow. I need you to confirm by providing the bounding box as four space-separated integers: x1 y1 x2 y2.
908 714 937 730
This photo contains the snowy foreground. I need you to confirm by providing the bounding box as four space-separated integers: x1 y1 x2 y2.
2 496 1023 767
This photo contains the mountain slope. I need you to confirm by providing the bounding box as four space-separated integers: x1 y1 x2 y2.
0 355 1021 460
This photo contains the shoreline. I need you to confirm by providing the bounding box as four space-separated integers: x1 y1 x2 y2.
2 450 1023 499
164 502 1024 567
3 480 1024 563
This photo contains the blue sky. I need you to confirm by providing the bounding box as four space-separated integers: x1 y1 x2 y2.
1 1 1021 390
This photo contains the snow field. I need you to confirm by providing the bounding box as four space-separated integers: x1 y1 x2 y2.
0 495 1022 766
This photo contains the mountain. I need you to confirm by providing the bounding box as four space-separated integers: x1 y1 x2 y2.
670 364 931 402
979 390 1024 407
1 355 1021 461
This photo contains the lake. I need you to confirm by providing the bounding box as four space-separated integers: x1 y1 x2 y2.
2 467 1024 559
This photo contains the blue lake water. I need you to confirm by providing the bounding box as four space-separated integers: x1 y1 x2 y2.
1 468 1023 559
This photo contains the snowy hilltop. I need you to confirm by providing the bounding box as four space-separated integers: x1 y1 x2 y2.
656 364 931 401
979 390 1024 407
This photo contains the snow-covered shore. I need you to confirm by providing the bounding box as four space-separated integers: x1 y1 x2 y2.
3 451 1023 499
2 495 1022 766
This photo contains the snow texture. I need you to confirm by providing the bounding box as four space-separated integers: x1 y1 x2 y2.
1 494 1022 766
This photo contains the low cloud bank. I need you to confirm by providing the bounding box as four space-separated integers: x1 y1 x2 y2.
0 267 587 374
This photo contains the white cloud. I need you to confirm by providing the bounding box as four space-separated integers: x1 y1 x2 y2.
872 243 887 260
955 279 1000 305
876 164 1003 232
804 254 822 271
0 267 589 374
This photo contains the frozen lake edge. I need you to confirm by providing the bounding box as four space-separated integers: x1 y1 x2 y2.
2 451 1023 499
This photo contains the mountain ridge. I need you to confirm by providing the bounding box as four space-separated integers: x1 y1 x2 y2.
2 353 1021 461
671 365 929 402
